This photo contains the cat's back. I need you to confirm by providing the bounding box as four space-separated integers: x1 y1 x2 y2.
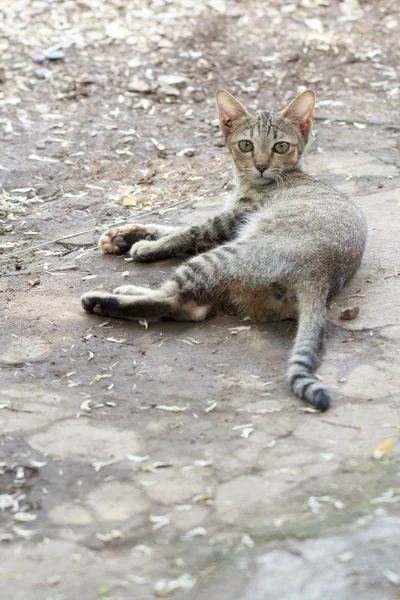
278 177 358 226
251 172 365 239
268 170 350 211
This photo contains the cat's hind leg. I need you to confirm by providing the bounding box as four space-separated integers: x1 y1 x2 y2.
174 245 333 410
95 242 249 318
113 284 154 296
81 289 178 321
82 241 244 320
81 280 212 322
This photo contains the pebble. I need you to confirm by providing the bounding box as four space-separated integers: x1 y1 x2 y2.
46 50 65 61
340 305 360 320
35 68 52 79
160 18 178 26
157 74 186 88
79 74 95 85
158 39 174 49
33 53 46 63
337 551 355 563
157 84 180 96
127 79 152 93
176 148 196 157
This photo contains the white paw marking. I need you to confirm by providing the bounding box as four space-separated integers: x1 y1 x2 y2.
113 285 143 295
129 240 155 259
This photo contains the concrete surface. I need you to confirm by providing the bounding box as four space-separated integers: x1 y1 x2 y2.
0 0 399 598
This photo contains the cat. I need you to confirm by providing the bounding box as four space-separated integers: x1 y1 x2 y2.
81 89 367 411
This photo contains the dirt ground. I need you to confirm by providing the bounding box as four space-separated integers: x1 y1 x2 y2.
1 0 400 598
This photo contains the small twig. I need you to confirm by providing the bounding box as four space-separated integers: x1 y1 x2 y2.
384 267 398 280
0 191 215 260
4 407 34 414
0 228 104 260
321 419 361 431
0 271 32 277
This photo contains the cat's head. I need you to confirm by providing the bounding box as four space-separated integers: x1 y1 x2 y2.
216 89 315 187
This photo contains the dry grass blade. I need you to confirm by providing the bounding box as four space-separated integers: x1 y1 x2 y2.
0 193 214 260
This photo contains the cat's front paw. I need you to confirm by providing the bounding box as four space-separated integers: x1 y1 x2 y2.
99 225 151 254
129 240 160 262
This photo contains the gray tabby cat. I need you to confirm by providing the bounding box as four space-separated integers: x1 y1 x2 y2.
82 89 367 411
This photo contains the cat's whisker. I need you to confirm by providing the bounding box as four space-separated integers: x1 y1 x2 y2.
272 173 284 189
281 172 294 187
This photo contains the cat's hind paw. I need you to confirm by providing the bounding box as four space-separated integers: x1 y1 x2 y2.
99 225 151 254
81 291 118 316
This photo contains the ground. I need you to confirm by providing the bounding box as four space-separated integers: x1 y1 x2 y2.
0 0 400 599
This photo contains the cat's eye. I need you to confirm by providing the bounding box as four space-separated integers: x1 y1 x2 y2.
238 140 254 153
273 141 290 154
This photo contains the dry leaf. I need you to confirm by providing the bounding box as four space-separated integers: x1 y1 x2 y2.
153 573 196 597
13 512 37 522
81 274 97 281
94 374 112 382
127 454 150 462
337 551 355 563
241 533 255 548
80 399 92 412
180 526 207 539
228 325 251 334
192 493 214 503
28 278 40 287
155 404 189 412
383 570 400 585
122 197 136 207
372 438 394 459
263 440 276 449
150 514 171 530
240 427 254 439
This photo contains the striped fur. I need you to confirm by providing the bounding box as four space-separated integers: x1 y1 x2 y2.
82 90 367 410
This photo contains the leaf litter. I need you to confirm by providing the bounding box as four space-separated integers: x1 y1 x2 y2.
305 495 345 514
155 404 189 412
372 438 394 459
153 573 196 597
1 0 399 594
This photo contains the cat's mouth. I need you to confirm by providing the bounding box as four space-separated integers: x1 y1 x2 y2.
252 172 274 185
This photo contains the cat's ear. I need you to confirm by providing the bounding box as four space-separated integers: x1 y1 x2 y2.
281 90 315 141
216 90 249 138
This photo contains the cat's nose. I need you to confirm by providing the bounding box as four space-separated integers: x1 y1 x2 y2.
255 163 269 174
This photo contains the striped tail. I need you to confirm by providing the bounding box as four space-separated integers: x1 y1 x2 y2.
287 295 331 411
